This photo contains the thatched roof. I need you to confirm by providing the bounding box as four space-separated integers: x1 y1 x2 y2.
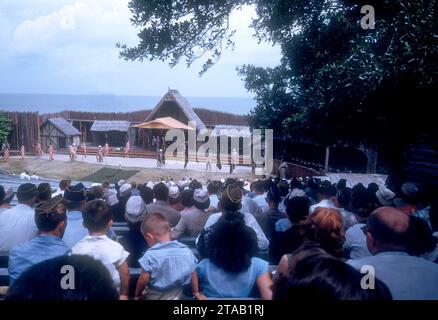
145 90 206 131
45 118 80 137
91 121 131 132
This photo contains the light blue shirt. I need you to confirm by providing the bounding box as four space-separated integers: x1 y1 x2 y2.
348 251 438 300
343 223 371 259
196 257 268 298
62 211 88 248
138 240 197 291
275 218 292 232
209 194 219 209
8 234 70 285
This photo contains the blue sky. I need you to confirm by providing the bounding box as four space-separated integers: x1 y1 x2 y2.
0 0 281 97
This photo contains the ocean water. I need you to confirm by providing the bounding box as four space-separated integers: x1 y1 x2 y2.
0 93 256 115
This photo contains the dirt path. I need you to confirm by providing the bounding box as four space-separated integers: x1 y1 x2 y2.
0 158 254 184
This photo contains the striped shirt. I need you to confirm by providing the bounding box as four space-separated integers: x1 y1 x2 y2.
138 240 197 291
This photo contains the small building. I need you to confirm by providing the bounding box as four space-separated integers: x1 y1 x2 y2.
90 120 132 147
40 118 81 151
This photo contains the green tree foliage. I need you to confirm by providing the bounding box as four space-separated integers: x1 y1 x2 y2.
119 0 437 170
0 112 12 144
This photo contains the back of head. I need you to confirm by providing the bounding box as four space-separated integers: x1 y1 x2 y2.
273 249 392 300
34 195 66 232
153 182 169 201
141 212 170 236
351 184 374 219
252 180 264 194
193 188 210 210
188 179 202 190
0 185 5 204
318 181 336 199
209 212 258 273
303 208 345 258
37 183 52 202
366 207 410 252
139 184 154 204
336 187 352 208
220 183 243 212
17 183 37 203
286 196 310 224
6 255 119 300
64 183 87 211
400 182 421 205
59 179 69 191
82 199 112 232
207 181 221 194
407 215 437 256
181 188 194 208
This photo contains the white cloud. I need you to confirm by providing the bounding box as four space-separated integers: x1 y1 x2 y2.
11 0 136 54
2 1 281 97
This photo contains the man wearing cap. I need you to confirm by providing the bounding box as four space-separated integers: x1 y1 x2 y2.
146 183 181 227
8 195 70 285
168 186 184 212
62 183 88 248
110 183 132 222
260 186 286 238
171 188 211 239
119 195 148 268
0 183 38 251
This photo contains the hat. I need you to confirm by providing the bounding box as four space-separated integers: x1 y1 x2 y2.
35 194 65 216
146 181 155 189
64 183 86 202
37 183 52 201
125 196 147 223
266 186 282 202
119 183 132 198
169 186 180 199
193 188 209 204
401 182 419 198
375 186 396 206
17 183 37 198
289 188 306 199
117 180 126 188
177 180 187 188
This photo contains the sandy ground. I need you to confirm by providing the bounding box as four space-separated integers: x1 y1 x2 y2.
0 154 255 184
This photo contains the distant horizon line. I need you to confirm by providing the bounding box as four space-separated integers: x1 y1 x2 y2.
0 92 255 99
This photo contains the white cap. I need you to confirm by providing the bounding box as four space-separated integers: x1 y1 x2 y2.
193 188 209 203
146 181 155 189
125 196 147 223
119 183 132 197
169 186 180 199
376 186 396 206
117 179 126 187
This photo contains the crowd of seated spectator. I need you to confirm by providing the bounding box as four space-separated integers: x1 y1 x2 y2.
0 174 437 300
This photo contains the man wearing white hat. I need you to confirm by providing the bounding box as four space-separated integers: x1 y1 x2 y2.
110 183 132 222
376 186 396 207
168 186 184 211
171 188 211 239
119 195 148 268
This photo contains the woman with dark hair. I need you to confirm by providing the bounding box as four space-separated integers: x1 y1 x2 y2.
196 183 268 257
273 243 392 300
192 210 272 299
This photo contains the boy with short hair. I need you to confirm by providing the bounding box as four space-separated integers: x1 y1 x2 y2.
135 213 197 300
71 199 130 300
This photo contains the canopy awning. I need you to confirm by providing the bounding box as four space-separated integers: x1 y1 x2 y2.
132 117 195 130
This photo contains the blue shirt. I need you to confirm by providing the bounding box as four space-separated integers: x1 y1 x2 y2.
62 211 88 248
8 234 70 285
343 223 371 259
196 257 268 298
138 240 197 291
348 251 438 300
275 218 292 232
